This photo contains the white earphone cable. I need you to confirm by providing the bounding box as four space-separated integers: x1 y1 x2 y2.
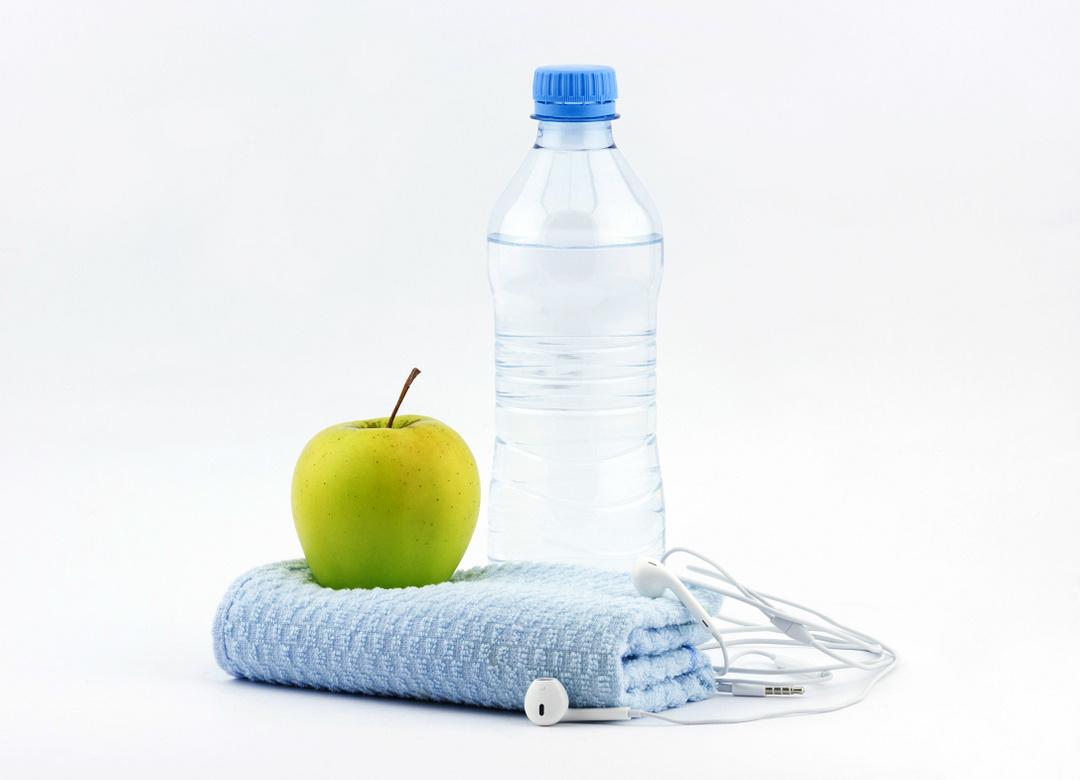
629 656 897 725
525 548 897 726
661 547 898 718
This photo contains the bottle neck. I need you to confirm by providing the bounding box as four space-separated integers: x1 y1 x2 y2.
534 120 615 151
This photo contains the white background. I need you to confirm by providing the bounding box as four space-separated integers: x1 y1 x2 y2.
2 1 1077 777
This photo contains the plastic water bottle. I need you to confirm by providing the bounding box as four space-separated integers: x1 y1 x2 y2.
487 65 665 570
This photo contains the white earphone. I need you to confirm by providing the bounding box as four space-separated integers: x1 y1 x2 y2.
524 678 635 725
631 556 733 674
525 547 898 725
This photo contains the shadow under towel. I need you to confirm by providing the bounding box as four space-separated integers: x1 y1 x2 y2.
213 560 721 712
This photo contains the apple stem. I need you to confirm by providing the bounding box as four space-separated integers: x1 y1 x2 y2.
387 368 421 429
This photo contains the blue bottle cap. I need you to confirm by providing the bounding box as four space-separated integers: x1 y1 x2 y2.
532 65 619 121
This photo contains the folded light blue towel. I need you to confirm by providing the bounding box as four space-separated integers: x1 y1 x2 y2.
213 559 721 712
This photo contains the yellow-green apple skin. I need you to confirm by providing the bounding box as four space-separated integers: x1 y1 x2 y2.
291 415 480 589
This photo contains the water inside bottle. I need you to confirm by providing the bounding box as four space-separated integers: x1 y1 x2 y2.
488 237 665 569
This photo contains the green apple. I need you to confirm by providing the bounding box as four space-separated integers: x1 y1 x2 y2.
291 369 480 589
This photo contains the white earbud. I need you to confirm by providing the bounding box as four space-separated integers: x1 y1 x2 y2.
633 558 720 630
631 557 731 670
524 678 634 725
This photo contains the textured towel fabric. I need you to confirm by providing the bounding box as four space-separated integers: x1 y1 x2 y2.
213 559 722 712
